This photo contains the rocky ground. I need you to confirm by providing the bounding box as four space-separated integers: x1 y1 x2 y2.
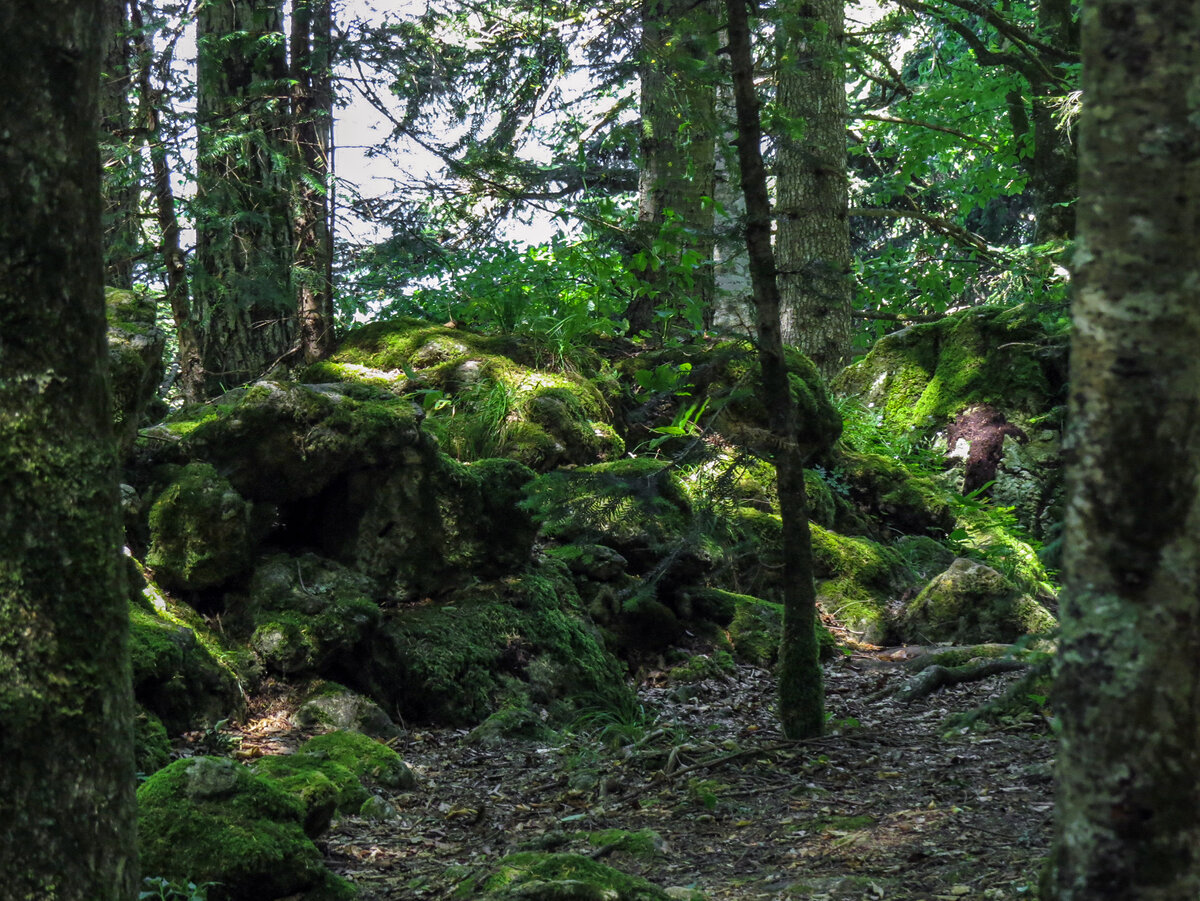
229 640 1054 901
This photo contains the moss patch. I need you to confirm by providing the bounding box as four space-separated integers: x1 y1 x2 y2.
465 851 676 900
299 730 415 790
138 757 347 901
250 752 370 836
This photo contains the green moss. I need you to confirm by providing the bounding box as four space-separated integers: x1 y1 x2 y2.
585 829 665 859
366 565 630 725
668 650 735 683
468 706 560 746
831 449 954 538
137 757 340 901
299 730 415 790
834 305 1067 436
471 852 675 900
135 709 172 775
145 463 256 590
250 753 369 836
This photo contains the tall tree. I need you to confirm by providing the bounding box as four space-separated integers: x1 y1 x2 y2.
194 0 297 394
100 0 140 288
0 0 138 896
1047 1 1200 897
726 0 827 739
628 0 720 337
291 0 336 363
775 0 852 377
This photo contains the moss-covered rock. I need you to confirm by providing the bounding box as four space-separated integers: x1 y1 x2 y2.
299 730 415 790
250 752 370 837
724 592 838 666
293 680 402 739
359 564 630 726
138 756 351 901
620 340 841 461
465 851 677 900
305 319 623 470
129 597 241 733
145 463 260 591
898 557 1056 644
135 708 172 775
107 287 166 456
829 448 955 540
833 305 1068 437
468 706 560 746
242 554 381 676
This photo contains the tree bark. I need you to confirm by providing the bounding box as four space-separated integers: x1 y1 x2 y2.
726 0 824 740
775 0 852 378
195 0 297 395
1047 3 1200 898
291 0 336 363
627 0 720 338
0 1 138 896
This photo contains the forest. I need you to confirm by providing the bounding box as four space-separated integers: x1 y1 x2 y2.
0 0 1197 899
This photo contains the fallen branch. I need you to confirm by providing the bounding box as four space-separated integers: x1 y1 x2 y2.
898 659 1030 703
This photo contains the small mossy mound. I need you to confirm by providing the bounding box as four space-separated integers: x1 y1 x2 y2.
107 287 166 456
135 709 172 775
242 554 381 676
250 752 370 837
293 680 401 739
466 851 677 900
829 448 954 540
833 304 1068 437
586 829 667 859
899 557 1056 645
361 564 630 726
145 462 259 591
138 757 351 901
468 706 560 746
306 319 623 470
299 729 415 790
129 599 241 733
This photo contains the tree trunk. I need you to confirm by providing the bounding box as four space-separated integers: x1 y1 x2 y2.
291 0 336 363
132 0 205 403
1047 2 1200 898
195 0 297 395
0 2 138 897
775 0 852 378
627 0 719 338
726 0 824 740
100 0 139 289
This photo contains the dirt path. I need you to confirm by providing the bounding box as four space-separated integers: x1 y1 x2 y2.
317 653 1054 899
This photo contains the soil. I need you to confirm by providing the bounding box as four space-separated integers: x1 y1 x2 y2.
231 645 1054 900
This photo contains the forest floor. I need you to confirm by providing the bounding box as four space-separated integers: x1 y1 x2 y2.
240 646 1055 900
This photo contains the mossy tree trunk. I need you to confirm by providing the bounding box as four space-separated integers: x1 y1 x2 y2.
0 1 138 896
291 0 336 363
775 0 852 378
726 0 824 739
195 0 298 395
1047 2 1200 897
627 0 719 338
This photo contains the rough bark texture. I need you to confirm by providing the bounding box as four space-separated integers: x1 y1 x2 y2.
776 0 852 378
291 0 336 363
1048 3 1200 898
195 0 297 395
726 0 824 740
628 0 719 337
0 2 138 896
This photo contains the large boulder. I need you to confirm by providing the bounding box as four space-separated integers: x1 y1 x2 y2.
897 557 1056 644
303 319 624 470
137 757 354 901
145 463 261 591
